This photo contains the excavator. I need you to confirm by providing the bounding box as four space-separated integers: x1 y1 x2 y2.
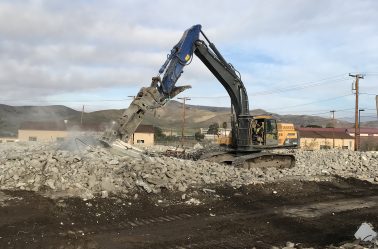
100 24 296 168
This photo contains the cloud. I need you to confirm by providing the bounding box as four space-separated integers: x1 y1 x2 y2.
0 0 377 117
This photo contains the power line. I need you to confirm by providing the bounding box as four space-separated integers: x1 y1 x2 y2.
0 73 362 103
268 93 353 111
360 93 377 96
250 77 349 96
190 76 350 99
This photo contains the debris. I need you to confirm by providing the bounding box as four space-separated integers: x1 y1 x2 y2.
285 241 295 248
45 179 56 190
354 222 377 241
136 179 153 193
101 191 109 198
193 143 203 150
178 183 188 192
185 198 201 205
203 188 216 193
163 148 187 159
108 159 119 165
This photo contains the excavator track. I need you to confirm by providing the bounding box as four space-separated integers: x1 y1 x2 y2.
200 151 295 169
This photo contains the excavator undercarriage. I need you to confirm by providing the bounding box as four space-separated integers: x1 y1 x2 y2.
200 150 295 169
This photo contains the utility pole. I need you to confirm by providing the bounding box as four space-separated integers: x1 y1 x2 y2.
359 109 365 151
178 97 191 145
349 73 364 151
80 105 85 125
330 110 335 148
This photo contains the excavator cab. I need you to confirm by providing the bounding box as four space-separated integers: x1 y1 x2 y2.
252 116 279 146
218 116 279 147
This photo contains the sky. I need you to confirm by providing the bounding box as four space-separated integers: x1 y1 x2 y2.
0 0 377 121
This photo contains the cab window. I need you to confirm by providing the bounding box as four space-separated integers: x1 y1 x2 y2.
266 119 277 133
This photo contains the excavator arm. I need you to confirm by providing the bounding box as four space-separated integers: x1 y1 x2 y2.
100 25 200 146
100 24 252 151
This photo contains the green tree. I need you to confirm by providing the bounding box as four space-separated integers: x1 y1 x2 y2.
195 131 205 141
207 123 219 135
305 124 322 128
154 126 166 141
222 121 228 136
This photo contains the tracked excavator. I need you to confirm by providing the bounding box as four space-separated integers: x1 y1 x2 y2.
100 24 296 168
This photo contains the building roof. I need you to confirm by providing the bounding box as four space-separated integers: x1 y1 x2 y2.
299 130 353 139
297 127 348 133
346 128 378 135
135 124 154 133
19 121 67 131
297 127 378 135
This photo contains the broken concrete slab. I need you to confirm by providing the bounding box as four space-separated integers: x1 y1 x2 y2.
354 222 377 242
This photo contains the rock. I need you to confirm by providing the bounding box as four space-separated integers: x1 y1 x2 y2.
101 177 115 192
185 198 201 205
193 143 203 149
50 167 59 174
178 183 187 192
45 179 56 190
285 241 295 248
87 175 97 188
73 156 81 162
203 188 216 193
101 191 108 198
135 179 152 193
145 176 166 186
165 171 175 179
109 159 119 165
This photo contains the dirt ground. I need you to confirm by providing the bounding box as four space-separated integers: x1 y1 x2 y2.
1 177 378 249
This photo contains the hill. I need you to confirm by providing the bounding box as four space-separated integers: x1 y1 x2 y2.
0 104 79 136
0 101 364 136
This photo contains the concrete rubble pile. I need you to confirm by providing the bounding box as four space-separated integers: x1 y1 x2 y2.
291 149 378 183
0 142 378 199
